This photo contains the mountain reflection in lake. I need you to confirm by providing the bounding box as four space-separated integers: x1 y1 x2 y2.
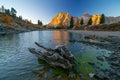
0 30 110 80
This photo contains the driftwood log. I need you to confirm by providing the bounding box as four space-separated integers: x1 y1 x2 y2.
28 42 76 70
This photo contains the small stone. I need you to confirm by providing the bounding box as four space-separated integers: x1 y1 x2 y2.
118 46 120 49
110 61 119 67
89 73 95 78
96 56 105 62
68 72 76 80
56 76 62 80
79 74 84 80
88 62 95 65
94 72 110 80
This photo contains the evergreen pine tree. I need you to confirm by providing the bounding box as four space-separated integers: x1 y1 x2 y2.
5 9 10 15
100 14 105 24
1 5 5 13
70 17 74 28
18 16 22 20
38 20 43 26
11 8 17 17
87 18 92 25
80 18 84 25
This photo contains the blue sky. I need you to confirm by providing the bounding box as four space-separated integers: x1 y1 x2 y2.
0 0 120 24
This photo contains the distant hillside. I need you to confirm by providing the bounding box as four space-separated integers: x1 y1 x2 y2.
0 6 42 34
105 16 120 24
78 22 120 31
0 12 41 30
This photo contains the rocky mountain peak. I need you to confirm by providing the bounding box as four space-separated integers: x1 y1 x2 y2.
49 12 104 28
49 12 71 28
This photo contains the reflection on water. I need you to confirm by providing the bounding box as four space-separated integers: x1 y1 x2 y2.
53 31 68 44
0 30 110 80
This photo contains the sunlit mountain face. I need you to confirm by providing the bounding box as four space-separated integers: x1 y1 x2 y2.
49 12 102 28
49 12 71 28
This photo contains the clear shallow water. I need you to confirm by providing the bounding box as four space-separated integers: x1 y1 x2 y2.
0 30 110 80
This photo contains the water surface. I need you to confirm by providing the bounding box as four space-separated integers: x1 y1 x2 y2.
0 30 110 80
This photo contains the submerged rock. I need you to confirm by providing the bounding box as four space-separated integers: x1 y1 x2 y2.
96 56 105 62
110 61 120 67
89 73 95 78
94 71 110 80
88 61 95 65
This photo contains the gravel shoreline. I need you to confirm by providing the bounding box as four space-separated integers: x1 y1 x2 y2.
68 30 120 80
68 30 120 38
